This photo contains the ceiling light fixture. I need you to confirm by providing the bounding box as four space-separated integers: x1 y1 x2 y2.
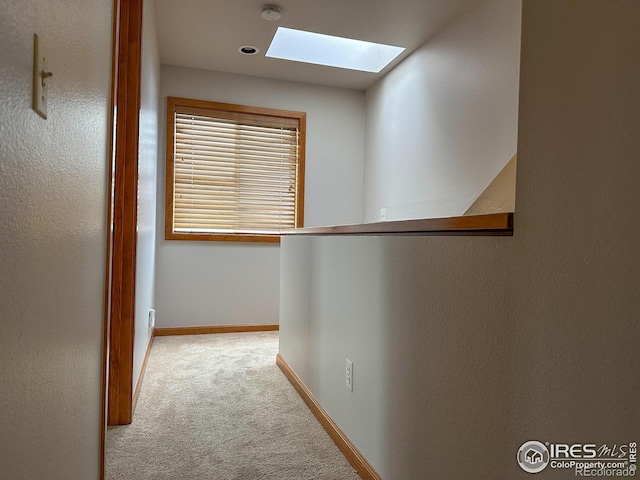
266 27 405 73
238 46 260 55
261 5 282 21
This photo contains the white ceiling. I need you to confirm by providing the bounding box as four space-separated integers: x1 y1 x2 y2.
154 0 480 90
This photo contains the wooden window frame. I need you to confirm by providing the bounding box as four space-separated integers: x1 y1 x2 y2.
165 97 306 243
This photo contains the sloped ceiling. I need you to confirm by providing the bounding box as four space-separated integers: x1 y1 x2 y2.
154 0 480 90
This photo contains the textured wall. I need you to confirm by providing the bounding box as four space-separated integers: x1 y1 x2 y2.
363 0 521 221
280 0 639 478
155 66 365 327
509 1 640 472
0 0 113 478
133 0 160 390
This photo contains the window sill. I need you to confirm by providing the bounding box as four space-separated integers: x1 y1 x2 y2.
281 213 513 237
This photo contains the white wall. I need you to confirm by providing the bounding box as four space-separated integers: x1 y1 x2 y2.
133 0 161 388
155 66 365 327
0 0 113 478
280 0 640 478
280 235 516 479
363 0 521 222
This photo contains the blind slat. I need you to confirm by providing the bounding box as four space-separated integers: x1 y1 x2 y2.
174 162 297 176
176 137 296 153
175 203 296 212
175 125 298 140
174 177 296 188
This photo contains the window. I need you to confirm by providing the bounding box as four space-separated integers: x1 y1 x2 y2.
165 97 306 242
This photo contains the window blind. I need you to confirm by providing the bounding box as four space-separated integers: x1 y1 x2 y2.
171 105 301 235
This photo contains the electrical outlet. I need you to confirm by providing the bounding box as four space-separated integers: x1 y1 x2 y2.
380 208 387 222
148 309 156 328
345 359 353 391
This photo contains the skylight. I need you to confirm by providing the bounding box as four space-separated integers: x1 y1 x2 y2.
265 27 405 73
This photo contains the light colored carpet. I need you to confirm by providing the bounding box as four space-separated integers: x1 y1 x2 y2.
106 332 360 480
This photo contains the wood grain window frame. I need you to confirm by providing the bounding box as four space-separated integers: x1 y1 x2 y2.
164 97 306 244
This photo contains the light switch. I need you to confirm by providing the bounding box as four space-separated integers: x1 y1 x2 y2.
33 34 52 119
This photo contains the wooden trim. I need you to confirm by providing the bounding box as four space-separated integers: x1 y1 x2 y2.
107 0 143 426
132 329 155 413
282 212 513 237
168 97 307 122
296 113 306 228
276 355 382 480
164 96 306 242
164 95 174 242
164 232 281 243
154 324 280 336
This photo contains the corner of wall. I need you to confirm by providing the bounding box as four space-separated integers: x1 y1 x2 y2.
362 0 521 222
464 154 517 215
